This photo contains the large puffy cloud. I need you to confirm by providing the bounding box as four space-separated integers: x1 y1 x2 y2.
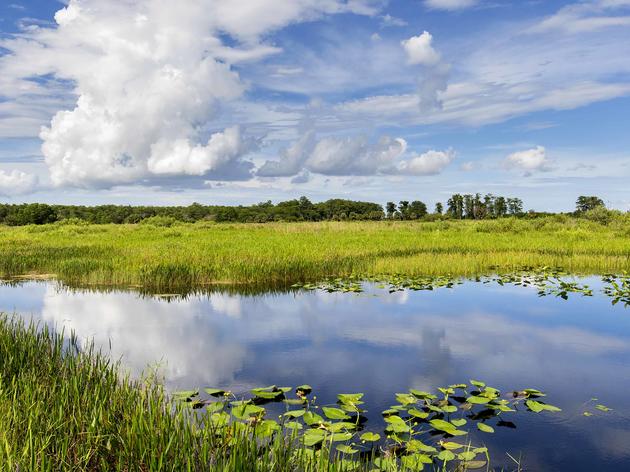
0 169 38 196
307 135 407 175
258 133 455 177
0 0 383 189
258 134 409 177
504 146 551 173
396 149 455 175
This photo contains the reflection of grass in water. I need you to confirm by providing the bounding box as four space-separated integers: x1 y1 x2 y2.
4 314 576 470
0 218 628 290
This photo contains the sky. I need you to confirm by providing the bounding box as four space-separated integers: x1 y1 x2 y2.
0 0 629 211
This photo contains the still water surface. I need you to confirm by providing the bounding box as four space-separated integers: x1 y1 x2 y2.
2 279 630 471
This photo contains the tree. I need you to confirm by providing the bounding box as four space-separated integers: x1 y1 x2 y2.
463 194 474 219
507 198 523 216
409 201 428 219
398 201 410 220
386 202 396 219
434 202 443 215
494 197 507 218
576 196 605 213
446 194 464 219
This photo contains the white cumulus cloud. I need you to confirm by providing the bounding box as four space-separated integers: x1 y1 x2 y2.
504 146 551 173
258 134 408 177
401 32 441 66
1 0 384 189
397 149 455 175
0 169 38 196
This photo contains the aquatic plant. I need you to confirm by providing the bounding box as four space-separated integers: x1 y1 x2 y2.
2 313 584 471
173 381 562 471
292 267 628 308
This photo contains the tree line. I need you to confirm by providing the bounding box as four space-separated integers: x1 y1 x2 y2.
0 195 610 226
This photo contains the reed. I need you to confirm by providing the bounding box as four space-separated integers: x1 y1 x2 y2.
0 315 368 471
0 217 628 290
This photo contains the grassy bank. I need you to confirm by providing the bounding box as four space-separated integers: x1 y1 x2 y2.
0 315 357 471
3 315 551 471
0 217 629 290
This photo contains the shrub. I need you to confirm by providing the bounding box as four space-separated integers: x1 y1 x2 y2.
139 216 179 227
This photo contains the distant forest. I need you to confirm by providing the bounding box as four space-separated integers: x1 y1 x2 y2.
0 194 610 226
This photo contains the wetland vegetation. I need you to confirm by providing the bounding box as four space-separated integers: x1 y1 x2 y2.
1 215 629 291
0 315 579 471
1 196 629 471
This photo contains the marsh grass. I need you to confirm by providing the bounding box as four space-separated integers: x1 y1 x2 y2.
0 218 628 290
0 315 373 471
0 315 530 472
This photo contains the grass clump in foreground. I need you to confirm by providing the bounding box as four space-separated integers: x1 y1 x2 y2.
0 217 629 290
0 315 567 471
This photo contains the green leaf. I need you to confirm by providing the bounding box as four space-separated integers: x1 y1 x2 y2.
437 450 456 461
337 393 364 405
384 415 406 425
204 388 225 397
303 411 325 426
470 380 486 388
283 410 305 418
429 419 456 433
255 419 280 438
596 404 612 412
441 441 464 450
408 408 429 419
331 432 353 442
396 393 417 406
285 421 303 430
462 460 488 469
458 451 477 461
360 432 380 442
401 455 427 470
329 422 357 432
232 404 265 420
410 389 436 400
466 395 492 405
303 429 326 447
173 390 198 400
477 423 494 433
442 405 458 413
322 407 351 420
407 440 437 453
451 418 467 427
206 402 225 413
210 412 230 427
526 400 561 413
336 445 358 455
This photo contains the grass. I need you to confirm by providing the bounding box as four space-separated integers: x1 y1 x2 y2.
0 315 367 471
0 217 629 290
0 315 531 472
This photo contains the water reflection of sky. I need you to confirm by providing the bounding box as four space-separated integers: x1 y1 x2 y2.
1 280 630 471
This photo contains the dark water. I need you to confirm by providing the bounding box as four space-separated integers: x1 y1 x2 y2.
2 279 630 471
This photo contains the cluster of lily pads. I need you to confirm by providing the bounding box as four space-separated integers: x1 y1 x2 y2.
291 267 630 308
602 273 630 307
173 381 563 471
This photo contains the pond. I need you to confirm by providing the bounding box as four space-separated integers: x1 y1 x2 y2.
2 278 630 471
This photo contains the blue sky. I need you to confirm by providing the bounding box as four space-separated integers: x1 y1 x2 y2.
0 0 629 211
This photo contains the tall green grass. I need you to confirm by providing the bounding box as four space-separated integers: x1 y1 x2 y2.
0 217 629 290
0 315 374 471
